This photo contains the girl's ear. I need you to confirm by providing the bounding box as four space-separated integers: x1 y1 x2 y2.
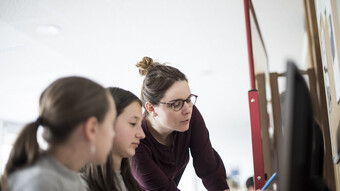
145 102 157 117
83 116 98 142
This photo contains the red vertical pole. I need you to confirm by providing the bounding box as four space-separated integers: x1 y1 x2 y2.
248 91 265 189
243 0 265 189
244 0 255 90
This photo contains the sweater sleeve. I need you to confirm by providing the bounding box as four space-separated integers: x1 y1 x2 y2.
10 174 60 191
190 106 229 191
131 145 180 191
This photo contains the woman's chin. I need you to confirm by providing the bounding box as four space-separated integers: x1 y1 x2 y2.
177 124 190 132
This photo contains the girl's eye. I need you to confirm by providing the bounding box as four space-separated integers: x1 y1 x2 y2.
130 123 136 126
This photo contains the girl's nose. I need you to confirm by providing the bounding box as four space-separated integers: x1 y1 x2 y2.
136 126 145 139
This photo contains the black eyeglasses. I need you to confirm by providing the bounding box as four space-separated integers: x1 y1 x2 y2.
159 94 198 112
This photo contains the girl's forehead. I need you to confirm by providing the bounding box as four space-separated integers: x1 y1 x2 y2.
120 102 142 117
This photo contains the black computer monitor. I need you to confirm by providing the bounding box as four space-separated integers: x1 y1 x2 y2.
278 61 330 191
278 61 315 191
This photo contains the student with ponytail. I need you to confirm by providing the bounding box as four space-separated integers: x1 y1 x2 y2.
83 87 145 191
0 76 116 191
132 57 230 191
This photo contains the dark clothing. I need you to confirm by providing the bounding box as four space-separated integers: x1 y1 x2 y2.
131 106 229 191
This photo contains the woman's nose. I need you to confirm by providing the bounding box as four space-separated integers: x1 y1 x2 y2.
181 101 191 114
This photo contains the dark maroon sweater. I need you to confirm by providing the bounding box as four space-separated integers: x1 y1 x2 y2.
131 106 229 191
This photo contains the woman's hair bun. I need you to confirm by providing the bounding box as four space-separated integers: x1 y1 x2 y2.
136 56 160 76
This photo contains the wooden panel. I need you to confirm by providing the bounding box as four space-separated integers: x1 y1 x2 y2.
304 0 338 190
256 73 274 189
269 72 281 174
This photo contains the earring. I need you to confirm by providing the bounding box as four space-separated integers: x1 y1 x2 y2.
90 144 96 154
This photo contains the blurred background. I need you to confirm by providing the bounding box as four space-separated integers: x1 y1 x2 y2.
0 0 306 190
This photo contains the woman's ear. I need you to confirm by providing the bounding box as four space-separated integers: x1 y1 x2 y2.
83 116 99 142
145 102 157 117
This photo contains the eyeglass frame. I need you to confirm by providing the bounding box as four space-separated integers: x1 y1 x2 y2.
159 94 198 111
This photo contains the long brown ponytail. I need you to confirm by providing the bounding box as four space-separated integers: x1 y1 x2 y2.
0 120 40 190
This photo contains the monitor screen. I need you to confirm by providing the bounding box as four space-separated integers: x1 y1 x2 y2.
278 61 314 191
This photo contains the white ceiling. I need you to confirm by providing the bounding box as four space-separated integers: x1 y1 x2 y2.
0 0 305 185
